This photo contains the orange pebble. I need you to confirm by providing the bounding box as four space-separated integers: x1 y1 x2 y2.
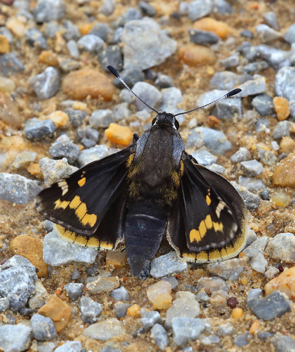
232 307 244 318
127 304 141 317
193 18 232 39
27 163 43 179
249 320 260 334
0 35 9 54
273 97 290 121
38 51 59 67
178 45 216 67
153 293 172 310
78 23 94 35
240 277 248 285
206 115 220 128
105 123 133 146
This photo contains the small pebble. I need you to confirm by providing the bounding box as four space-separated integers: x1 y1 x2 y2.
263 11 279 30
283 23 295 44
265 266 295 299
178 45 216 67
193 18 232 39
172 317 205 346
114 302 130 319
64 283 84 301
240 160 264 177
150 324 168 350
34 0 65 23
110 287 130 301
232 307 243 318
217 322 235 337
271 333 295 351
150 251 187 278
25 28 47 49
83 318 125 341
31 314 57 341
230 147 250 163
78 145 108 167
105 123 133 146
54 341 82 352
79 296 102 324
256 24 281 43
234 332 250 347
188 29 219 46
274 96 290 121
251 93 275 116
30 67 61 100
64 108 88 127
0 325 32 352
227 297 238 309
250 253 268 273
141 311 162 332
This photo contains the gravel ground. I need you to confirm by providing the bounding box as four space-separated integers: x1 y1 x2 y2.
1 0 295 351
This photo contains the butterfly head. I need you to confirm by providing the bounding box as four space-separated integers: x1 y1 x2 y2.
152 112 180 130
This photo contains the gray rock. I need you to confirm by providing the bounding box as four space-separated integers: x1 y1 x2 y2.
110 286 130 301
196 89 228 110
25 118 56 140
67 40 80 59
113 102 131 121
248 290 291 320
258 148 278 166
113 68 144 88
240 160 264 176
54 341 82 352
256 45 291 70
114 302 130 319
122 18 177 70
0 324 32 352
271 333 295 352
162 276 178 290
0 266 35 311
139 1 157 17
242 61 269 74
247 288 262 303
210 72 250 90
275 67 295 102
186 127 232 155
141 311 162 331
263 11 279 30
283 23 295 44
191 149 217 166
214 98 242 119
64 283 84 301
30 67 61 100
259 189 270 201
273 121 292 139
241 29 254 39
230 148 250 163
79 296 102 324
234 332 250 347
49 135 80 164
0 297 10 312
256 118 270 133
59 59 82 73
100 0 116 16
150 251 187 278
31 314 57 341
0 27 13 44
196 277 229 294
98 45 123 72
34 0 65 22
151 324 168 350
201 335 220 345
78 145 109 167
0 53 24 76
206 163 225 174
196 290 210 303
83 318 125 341
64 108 87 127
256 24 281 43
216 322 235 337
28 281 48 309
155 73 174 89
236 76 266 98
238 177 266 192
90 23 110 41
100 343 121 352
113 7 142 28
77 34 104 54
165 292 200 329
207 258 247 281
44 22 60 38
110 27 123 44
188 0 213 21
0 173 42 204
43 229 97 265
39 157 77 187
245 228 258 247
13 151 37 169
158 87 183 115
220 54 240 68
132 82 162 111
251 93 274 116
258 331 274 341
63 20 81 41
232 182 261 210
188 29 219 46
172 317 205 346
25 28 47 49
250 253 268 273
213 0 232 14
266 233 295 263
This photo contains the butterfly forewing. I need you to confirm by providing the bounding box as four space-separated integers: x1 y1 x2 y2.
35 145 135 235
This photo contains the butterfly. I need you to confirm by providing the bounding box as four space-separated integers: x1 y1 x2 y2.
35 66 247 276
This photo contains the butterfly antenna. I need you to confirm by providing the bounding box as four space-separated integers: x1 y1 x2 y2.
107 65 159 114
174 88 242 117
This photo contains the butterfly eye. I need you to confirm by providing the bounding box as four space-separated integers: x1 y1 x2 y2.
152 118 157 125
175 119 179 130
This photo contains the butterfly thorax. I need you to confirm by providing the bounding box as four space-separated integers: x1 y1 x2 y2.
127 124 185 204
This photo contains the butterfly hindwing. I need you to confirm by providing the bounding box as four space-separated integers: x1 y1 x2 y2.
35 145 135 235
167 152 247 263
